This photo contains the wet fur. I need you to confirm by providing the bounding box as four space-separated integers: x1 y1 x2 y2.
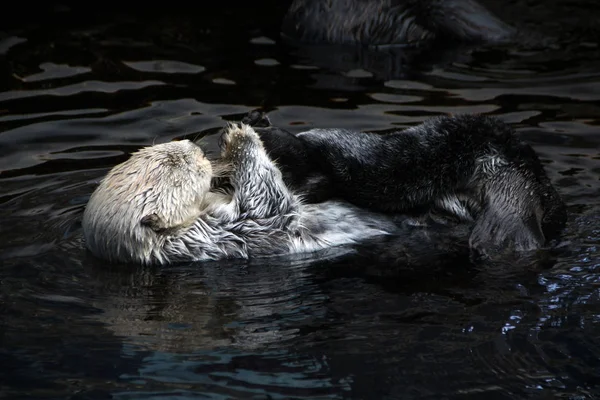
243 112 567 253
82 125 399 265
282 0 513 46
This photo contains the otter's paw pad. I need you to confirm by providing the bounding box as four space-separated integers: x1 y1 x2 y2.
221 123 263 159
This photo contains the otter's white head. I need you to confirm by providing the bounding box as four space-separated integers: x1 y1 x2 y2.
82 140 213 265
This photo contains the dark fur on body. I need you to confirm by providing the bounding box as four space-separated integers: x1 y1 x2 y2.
282 0 513 46
241 112 567 252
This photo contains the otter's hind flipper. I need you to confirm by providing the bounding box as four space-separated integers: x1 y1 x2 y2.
508 140 567 243
469 142 566 252
469 133 566 251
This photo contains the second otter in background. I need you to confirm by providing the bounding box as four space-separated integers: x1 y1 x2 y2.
281 0 513 46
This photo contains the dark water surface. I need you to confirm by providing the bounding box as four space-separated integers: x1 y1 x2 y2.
1 2 600 399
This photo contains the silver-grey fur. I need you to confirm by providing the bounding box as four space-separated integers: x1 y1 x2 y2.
82 124 396 265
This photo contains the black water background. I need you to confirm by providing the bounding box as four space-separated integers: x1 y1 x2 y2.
1 1 600 399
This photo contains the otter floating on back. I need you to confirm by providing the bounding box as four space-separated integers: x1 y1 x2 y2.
83 113 566 265
82 124 399 265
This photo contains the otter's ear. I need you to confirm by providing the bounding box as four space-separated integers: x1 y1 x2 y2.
140 213 166 233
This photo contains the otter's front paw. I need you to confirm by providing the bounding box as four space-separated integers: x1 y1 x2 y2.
221 123 264 162
141 213 169 233
141 213 192 235
241 110 271 128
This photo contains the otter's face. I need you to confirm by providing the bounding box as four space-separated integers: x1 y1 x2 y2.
82 140 212 265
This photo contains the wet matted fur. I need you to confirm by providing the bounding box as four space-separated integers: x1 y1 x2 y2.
82 124 400 265
282 0 513 46
242 111 567 253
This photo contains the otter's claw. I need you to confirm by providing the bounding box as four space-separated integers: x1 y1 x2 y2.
218 111 270 152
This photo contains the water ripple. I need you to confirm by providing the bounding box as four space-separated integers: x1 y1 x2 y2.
0 80 165 103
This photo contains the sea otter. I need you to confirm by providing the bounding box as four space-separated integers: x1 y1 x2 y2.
282 0 513 46
240 111 567 253
82 124 408 265
280 0 515 81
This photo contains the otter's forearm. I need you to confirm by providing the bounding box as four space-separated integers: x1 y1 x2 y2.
221 124 299 219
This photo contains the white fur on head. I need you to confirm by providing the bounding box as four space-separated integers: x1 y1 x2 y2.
82 140 213 265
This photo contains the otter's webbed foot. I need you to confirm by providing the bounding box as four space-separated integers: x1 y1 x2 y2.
468 166 547 254
221 123 298 219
